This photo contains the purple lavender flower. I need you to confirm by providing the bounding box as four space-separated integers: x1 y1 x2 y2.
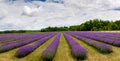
0 33 54 53
68 32 112 53
64 33 87 60
68 32 120 47
41 34 61 61
15 34 55 58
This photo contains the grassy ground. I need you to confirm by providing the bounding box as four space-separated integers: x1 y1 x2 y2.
0 34 120 61
71 36 120 61
53 34 76 61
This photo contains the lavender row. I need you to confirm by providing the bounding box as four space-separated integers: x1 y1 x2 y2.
0 34 27 44
15 34 55 58
0 33 33 41
0 34 41 45
83 32 120 40
70 32 120 40
41 34 61 61
68 33 112 53
72 32 120 47
0 33 54 53
64 33 87 60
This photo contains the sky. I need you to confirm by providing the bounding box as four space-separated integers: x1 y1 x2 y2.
0 0 120 30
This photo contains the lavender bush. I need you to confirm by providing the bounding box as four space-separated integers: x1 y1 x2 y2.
15 34 55 58
41 34 61 61
0 33 53 53
68 33 112 53
64 33 87 60
69 32 120 47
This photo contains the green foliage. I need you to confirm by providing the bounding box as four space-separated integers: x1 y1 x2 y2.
1 19 120 32
40 19 120 32
0 30 40 33
2 30 26 33
40 26 69 32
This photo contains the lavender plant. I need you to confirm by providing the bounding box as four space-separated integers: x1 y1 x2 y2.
68 33 112 53
64 33 87 60
41 34 61 61
0 33 53 53
15 34 55 58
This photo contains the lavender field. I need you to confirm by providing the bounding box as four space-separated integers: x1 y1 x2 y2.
0 32 120 61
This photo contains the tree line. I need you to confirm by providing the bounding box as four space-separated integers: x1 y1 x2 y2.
40 19 120 32
1 19 120 33
0 30 26 33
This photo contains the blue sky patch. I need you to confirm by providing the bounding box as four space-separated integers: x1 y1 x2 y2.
113 7 120 11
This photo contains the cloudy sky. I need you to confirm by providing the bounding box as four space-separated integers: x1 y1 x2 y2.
0 0 120 30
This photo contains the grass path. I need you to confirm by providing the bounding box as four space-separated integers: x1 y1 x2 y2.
71 36 120 61
0 35 56 61
0 35 120 61
53 34 76 61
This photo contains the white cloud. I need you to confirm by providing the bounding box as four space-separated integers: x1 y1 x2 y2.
1 0 120 30
22 6 42 16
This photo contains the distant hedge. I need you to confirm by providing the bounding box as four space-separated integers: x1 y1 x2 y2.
40 19 120 32
1 30 26 33
1 19 120 33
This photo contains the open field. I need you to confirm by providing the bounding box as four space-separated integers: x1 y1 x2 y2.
0 32 120 61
